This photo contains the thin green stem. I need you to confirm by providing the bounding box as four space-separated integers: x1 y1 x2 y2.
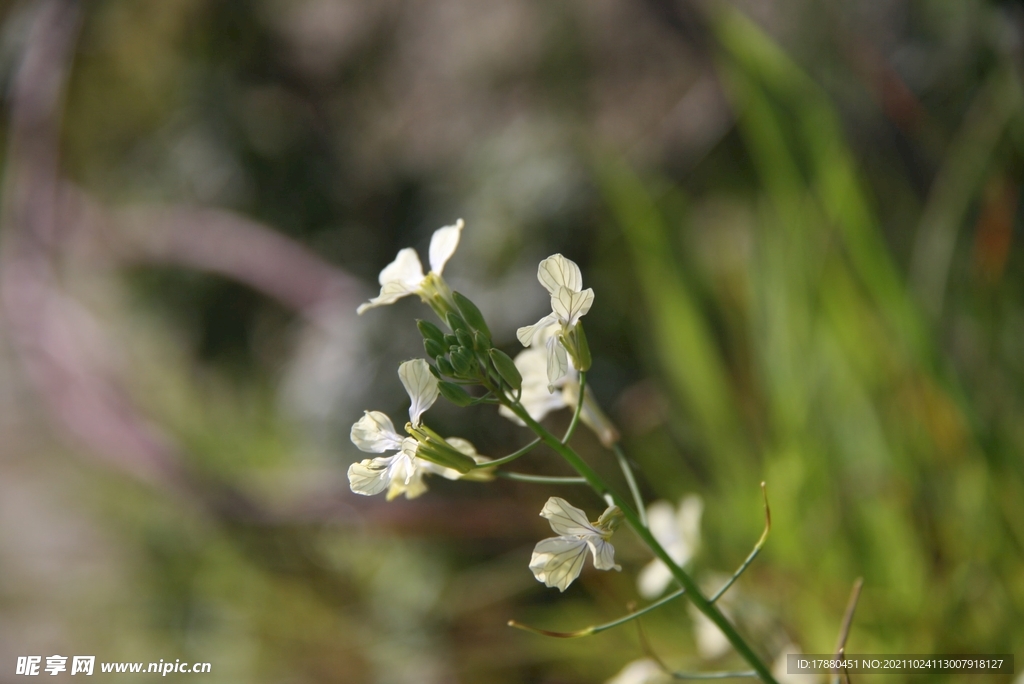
612 442 647 527
670 673 758 681
562 371 587 443
509 588 686 638
479 438 542 469
502 397 778 684
497 472 587 485
710 483 771 603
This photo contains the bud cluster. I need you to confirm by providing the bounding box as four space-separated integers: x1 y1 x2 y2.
417 292 523 407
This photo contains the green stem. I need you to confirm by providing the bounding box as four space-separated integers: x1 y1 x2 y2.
612 442 647 527
497 472 587 485
503 399 778 684
509 588 686 638
480 438 542 468
562 371 587 443
711 483 771 604
669 673 758 681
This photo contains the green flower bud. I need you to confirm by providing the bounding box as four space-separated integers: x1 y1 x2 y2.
436 356 455 377
452 291 492 339
449 348 473 376
489 348 522 391
417 319 446 345
446 311 470 335
571 322 592 372
438 380 474 407
472 330 492 351
444 334 458 347
424 338 446 359
455 329 474 349
416 442 476 473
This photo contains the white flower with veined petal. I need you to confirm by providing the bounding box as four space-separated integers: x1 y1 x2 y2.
356 220 463 314
348 359 445 500
637 495 704 599
516 254 594 389
529 497 622 592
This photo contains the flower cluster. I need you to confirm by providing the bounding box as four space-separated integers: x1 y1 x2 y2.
348 358 486 500
349 220 620 588
346 221 774 682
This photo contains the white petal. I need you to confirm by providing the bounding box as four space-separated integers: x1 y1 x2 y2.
356 282 419 314
445 436 487 462
537 254 583 296
529 536 589 592
398 358 439 426
385 444 429 500
551 286 594 327
421 460 462 480
428 219 464 275
379 247 426 288
350 411 404 453
545 335 569 392
606 659 667 684
502 347 567 423
516 313 559 347
586 536 621 571
347 455 395 496
540 497 600 536
357 249 427 314
637 558 674 599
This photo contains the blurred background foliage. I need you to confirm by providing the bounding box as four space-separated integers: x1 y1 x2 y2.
1 0 1023 682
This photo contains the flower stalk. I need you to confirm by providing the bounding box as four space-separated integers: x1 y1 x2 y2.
500 397 779 684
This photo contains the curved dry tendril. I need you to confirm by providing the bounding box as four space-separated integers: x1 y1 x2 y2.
507 587 687 638
710 482 771 604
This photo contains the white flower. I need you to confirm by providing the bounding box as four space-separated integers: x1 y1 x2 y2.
606 659 668 684
516 254 594 388
348 359 444 500
498 342 619 446
637 495 704 599
529 497 622 592
356 219 463 314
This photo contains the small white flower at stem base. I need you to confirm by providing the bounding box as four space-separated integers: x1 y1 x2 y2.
348 359 481 499
637 495 704 599
529 497 622 592
356 219 463 314
517 254 594 388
